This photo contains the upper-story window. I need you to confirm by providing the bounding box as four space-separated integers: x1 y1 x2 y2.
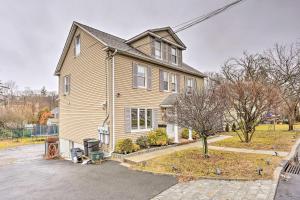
137 65 147 88
75 35 80 57
64 75 70 95
186 77 194 94
171 47 177 64
171 74 178 93
163 71 169 91
154 40 162 59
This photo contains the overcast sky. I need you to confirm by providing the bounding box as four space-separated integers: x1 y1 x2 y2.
0 0 299 91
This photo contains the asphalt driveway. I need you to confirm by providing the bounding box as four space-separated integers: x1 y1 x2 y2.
0 144 177 200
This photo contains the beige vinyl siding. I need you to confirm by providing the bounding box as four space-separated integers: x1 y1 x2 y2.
154 30 178 45
58 27 110 147
130 35 151 56
113 54 204 142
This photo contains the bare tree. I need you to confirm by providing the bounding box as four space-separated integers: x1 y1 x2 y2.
221 53 280 142
167 87 224 158
265 44 300 130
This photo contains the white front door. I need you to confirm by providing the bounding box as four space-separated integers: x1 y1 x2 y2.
166 123 179 143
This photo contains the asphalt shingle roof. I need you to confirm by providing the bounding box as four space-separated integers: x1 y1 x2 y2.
76 22 205 77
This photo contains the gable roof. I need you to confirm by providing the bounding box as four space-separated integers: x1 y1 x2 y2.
125 27 186 50
54 22 205 78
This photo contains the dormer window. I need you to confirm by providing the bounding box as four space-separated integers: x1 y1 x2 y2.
75 35 80 57
171 47 177 64
154 40 162 59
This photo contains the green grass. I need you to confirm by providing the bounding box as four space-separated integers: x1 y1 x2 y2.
212 124 300 151
134 148 281 180
0 137 45 150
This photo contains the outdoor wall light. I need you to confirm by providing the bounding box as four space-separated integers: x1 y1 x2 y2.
116 93 121 97
257 167 263 176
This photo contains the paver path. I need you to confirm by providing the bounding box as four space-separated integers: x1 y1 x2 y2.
152 179 277 200
208 145 288 157
125 135 232 164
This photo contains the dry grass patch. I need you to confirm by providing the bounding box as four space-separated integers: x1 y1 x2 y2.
0 137 45 150
212 125 300 151
133 148 281 180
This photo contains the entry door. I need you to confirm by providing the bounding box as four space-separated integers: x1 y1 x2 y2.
166 123 175 138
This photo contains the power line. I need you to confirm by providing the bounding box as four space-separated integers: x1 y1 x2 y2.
126 0 245 53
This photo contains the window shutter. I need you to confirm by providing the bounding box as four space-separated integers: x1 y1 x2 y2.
159 69 164 92
152 108 158 129
132 63 138 88
167 45 171 63
150 37 155 57
162 42 167 61
147 66 152 90
178 50 182 66
177 74 180 93
124 108 131 133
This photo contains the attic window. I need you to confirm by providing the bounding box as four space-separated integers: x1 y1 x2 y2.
171 47 177 64
75 35 80 57
154 40 162 59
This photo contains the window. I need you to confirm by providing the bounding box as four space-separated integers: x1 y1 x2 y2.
186 78 194 93
75 35 80 56
171 74 178 93
163 71 169 91
171 47 177 64
63 75 70 95
154 40 162 59
137 65 147 88
131 108 153 131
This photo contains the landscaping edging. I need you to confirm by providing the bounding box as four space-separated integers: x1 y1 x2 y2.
111 141 197 160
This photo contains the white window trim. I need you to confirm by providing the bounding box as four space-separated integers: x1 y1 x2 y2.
63 75 70 95
154 40 162 60
130 108 153 132
75 35 80 57
171 47 178 65
163 71 170 92
137 65 147 89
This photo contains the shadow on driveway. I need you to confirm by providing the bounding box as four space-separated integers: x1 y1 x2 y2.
0 145 177 200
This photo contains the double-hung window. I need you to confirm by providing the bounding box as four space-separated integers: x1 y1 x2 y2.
75 35 80 57
163 71 169 91
137 65 147 88
63 75 70 95
171 47 177 64
186 78 194 94
131 108 152 131
171 74 178 93
154 40 162 59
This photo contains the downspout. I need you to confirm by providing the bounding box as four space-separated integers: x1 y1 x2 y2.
111 49 117 153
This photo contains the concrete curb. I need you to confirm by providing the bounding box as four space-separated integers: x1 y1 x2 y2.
272 137 300 200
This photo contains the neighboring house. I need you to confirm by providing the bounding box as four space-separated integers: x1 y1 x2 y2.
55 21 205 158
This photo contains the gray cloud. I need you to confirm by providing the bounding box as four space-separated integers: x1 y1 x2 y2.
0 0 299 91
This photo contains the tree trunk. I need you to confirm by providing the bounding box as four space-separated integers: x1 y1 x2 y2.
203 136 209 158
289 115 294 131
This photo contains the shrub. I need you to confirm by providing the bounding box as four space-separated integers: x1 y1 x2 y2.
147 128 168 146
115 138 139 154
225 123 230 132
136 136 149 149
181 128 198 139
232 123 236 132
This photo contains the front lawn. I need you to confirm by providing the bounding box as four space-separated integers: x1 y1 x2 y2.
212 125 300 152
0 137 45 150
133 148 281 180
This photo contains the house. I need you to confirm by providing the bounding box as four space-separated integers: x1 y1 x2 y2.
54 21 205 158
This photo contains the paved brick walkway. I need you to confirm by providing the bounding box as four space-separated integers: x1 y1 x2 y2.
125 135 232 164
152 179 277 200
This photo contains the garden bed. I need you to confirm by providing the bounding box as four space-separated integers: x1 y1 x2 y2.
132 148 282 180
